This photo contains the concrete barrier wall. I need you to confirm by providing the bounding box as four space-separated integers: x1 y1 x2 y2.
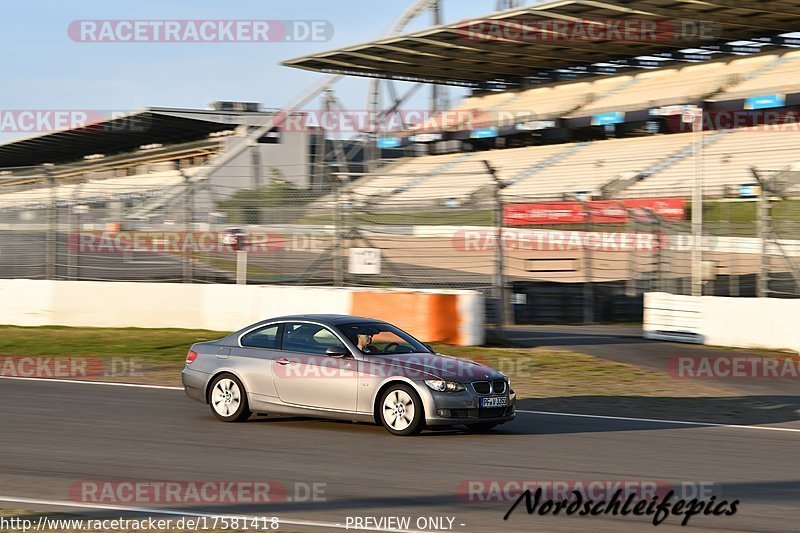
644 292 800 353
0 280 484 346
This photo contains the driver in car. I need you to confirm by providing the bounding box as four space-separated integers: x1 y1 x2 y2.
356 333 379 354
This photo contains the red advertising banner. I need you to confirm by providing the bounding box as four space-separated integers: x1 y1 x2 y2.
504 198 686 226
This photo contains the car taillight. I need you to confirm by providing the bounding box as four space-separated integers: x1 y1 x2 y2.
186 350 198 364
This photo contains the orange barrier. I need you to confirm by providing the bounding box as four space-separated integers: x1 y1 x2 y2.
350 290 461 345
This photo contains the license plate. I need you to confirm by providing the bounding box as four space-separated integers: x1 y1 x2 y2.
480 396 508 408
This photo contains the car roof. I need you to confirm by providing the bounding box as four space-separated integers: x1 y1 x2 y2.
264 314 387 326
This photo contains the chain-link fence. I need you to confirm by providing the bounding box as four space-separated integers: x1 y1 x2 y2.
2 156 800 325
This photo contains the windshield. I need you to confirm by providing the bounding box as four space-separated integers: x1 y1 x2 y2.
336 323 431 355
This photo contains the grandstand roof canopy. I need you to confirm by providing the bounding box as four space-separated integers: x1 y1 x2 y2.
0 107 276 169
284 0 800 86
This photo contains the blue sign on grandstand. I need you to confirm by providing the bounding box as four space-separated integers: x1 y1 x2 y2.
377 137 402 149
470 127 499 139
739 184 760 198
744 94 786 110
591 112 625 126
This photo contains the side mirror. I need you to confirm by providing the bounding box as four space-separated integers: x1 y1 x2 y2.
326 347 351 358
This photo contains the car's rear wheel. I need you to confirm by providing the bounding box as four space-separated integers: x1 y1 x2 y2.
209 374 251 422
380 384 424 436
465 422 500 433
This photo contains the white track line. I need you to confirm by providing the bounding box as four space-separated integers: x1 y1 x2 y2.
0 496 423 533
0 376 182 390
517 410 800 434
4 375 799 434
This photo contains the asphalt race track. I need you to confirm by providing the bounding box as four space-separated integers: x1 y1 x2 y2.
2 378 799 532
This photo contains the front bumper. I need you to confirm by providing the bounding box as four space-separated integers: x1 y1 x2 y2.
420 385 516 426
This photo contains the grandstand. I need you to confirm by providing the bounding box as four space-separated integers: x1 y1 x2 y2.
624 126 800 198
0 106 321 223
710 50 800 101
326 125 800 208
417 50 796 128
299 50 800 208
569 53 787 117
412 74 634 131
0 170 192 213
5 0 800 218
286 0 800 213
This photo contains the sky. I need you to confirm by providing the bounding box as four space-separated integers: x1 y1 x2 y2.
0 0 510 143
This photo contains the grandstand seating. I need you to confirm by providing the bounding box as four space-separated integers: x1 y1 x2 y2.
379 144 578 205
353 48 800 207
342 125 800 207
6 48 800 215
413 74 634 130
347 152 473 199
708 50 800 101
573 54 781 116
492 77 629 123
0 170 196 211
409 50 797 133
503 134 699 198
622 127 800 198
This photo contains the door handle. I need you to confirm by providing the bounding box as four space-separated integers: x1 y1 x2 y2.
275 358 292 365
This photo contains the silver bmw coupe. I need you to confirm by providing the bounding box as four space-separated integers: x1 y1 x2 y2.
182 314 515 436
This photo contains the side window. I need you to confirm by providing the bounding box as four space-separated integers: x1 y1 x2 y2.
241 324 281 349
282 323 346 355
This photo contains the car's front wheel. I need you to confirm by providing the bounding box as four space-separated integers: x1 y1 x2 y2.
380 384 424 436
209 374 251 422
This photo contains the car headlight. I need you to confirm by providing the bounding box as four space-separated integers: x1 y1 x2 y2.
424 379 465 392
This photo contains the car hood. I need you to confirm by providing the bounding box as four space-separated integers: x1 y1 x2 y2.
365 352 502 382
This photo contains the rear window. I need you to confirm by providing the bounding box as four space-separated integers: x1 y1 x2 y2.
241 324 280 349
